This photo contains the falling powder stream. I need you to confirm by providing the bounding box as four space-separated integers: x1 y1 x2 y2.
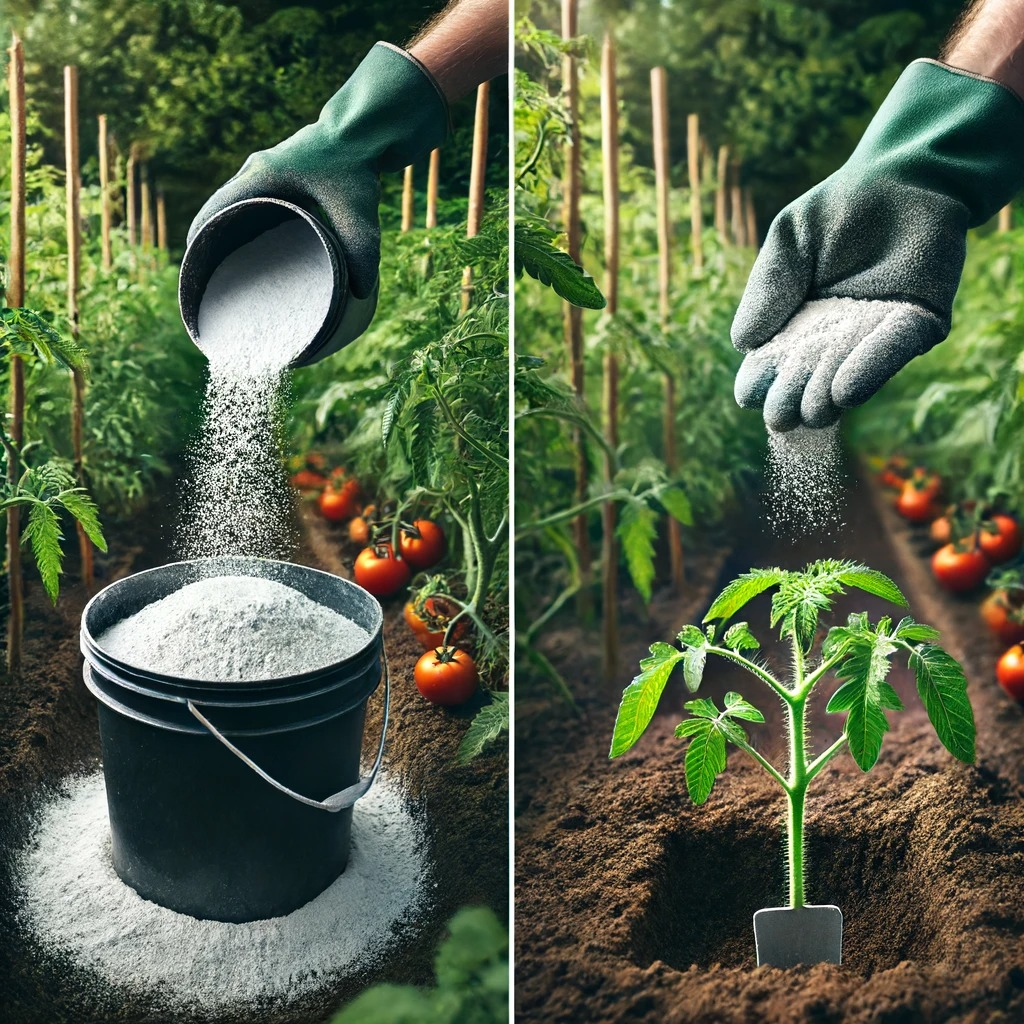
179 218 334 561
765 424 847 538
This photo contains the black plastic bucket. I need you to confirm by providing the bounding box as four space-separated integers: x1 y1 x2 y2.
80 556 388 923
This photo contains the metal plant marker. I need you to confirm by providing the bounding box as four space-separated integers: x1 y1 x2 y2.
753 905 843 968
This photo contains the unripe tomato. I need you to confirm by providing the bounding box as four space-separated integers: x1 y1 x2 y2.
996 644 1024 702
979 515 1023 565
981 590 1024 646
354 544 411 597
399 520 446 570
932 541 989 593
318 479 360 522
414 647 478 706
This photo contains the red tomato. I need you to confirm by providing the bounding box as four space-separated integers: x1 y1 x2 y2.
399 520 446 570
979 515 1023 565
404 595 470 649
318 479 360 522
414 647 478 706
981 590 1024 646
929 516 952 547
348 516 370 546
932 541 990 593
996 644 1024 702
896 482 940 524
354 544 411 597
910 468 942 499
290 469 328 491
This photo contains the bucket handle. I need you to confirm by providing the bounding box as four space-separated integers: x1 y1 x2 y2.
186 650 390 813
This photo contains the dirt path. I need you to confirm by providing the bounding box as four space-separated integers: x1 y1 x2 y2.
515 467 1024 1023
0 497 507 1024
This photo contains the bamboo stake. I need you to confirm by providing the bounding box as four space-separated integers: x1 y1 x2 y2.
65 66 92 590
687 113 703 273
126 147 137 249
156 189 167 253
744 188 758 250
652 66 684 591
98 115 112 270
999 203 1012 232
401 165 414 232
426 149 440 229
715 144 729 240
461 81 489 312
600 29 620 682
140 164 152 250
730 161 746 247
6 33 25 674
563 0 591 616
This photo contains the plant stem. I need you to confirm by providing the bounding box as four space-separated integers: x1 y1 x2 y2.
706 645 792 703
806 734 847 782
787 693 809 909
734 737 789 791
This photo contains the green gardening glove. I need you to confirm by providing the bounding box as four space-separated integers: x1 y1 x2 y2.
732 59 1024 432
188 42 450 351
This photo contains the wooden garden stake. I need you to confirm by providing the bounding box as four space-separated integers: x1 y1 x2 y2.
999 203 1012 232
563 0 591 615
426 149 440 230
6 33 25 674
157 189 168 254
730 161 747 247
687 113 703 273
461 81 489 312
652 66 684 592
126 147 137 250
98 115 112 270
140 165 153 250
401 165 414 232
600 29 620 681
744 188 758 250
715 144 730 240
65 66 93 590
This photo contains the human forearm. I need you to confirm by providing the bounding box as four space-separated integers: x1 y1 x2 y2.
943 0 1024 100
408 0 508 103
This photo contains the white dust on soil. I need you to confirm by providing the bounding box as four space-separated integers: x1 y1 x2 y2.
17 770 430 1013
97 575 370 681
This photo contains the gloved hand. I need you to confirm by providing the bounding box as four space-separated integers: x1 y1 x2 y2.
732 59 1024 432
189 42 449 349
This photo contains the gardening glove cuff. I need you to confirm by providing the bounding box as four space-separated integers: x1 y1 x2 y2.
188 42 450 346
732 59 1024 431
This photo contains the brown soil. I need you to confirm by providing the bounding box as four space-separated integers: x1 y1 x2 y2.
515 471 1024 1024
0 496 507 1024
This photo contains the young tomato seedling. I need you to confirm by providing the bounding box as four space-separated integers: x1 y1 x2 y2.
610 560 976 913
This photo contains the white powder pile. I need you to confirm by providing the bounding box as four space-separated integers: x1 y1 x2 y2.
180 219 334 561
766 425 847 538
97 575 370 681
17 771 429 1013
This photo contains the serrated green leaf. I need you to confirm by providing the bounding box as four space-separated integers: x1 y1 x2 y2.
609 643 683 757
718 718 749 746
677 624 705 648
659 486 693 525
684 723 726 804
683 697 719 719
514 222 606 309
723 622 760 651
456 693 509 764
675 718 707 738
836 566 908 608
57 489 107 552
683 645 706 692
893 616 941 643
22 499 63 604
909 645 976 764
724 691 765 722
704 568 786 622
618 503 658 603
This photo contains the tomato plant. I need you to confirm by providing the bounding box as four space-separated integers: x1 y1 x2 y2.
611 560 974 912
405 593 470 649
353 543 411 597
932 541 989 593
414 647 479 706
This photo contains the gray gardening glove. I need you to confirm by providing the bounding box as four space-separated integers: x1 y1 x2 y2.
733 59 1024 432
188 42 449 350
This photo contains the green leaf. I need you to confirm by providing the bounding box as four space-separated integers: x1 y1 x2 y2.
834 566 908 607
677 624 705 647
57 489 108 552
683 697 719 719
826 632 902 771
618 502 658 603
909 645 976 764
659 486 693 525
718 718 749 746
704 568 785 622
683 645 706 693
609 643 683 757
674 718 707 738
514 222 607 309
684 721 726 804
893 616 941 643
22 499 63 604
724 691 765 722
723 622 760 651
456 692 509 764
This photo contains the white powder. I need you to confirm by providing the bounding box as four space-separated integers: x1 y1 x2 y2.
180 219 334 561
17 770 430 1013
97 575 371 681
766 425 847 538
